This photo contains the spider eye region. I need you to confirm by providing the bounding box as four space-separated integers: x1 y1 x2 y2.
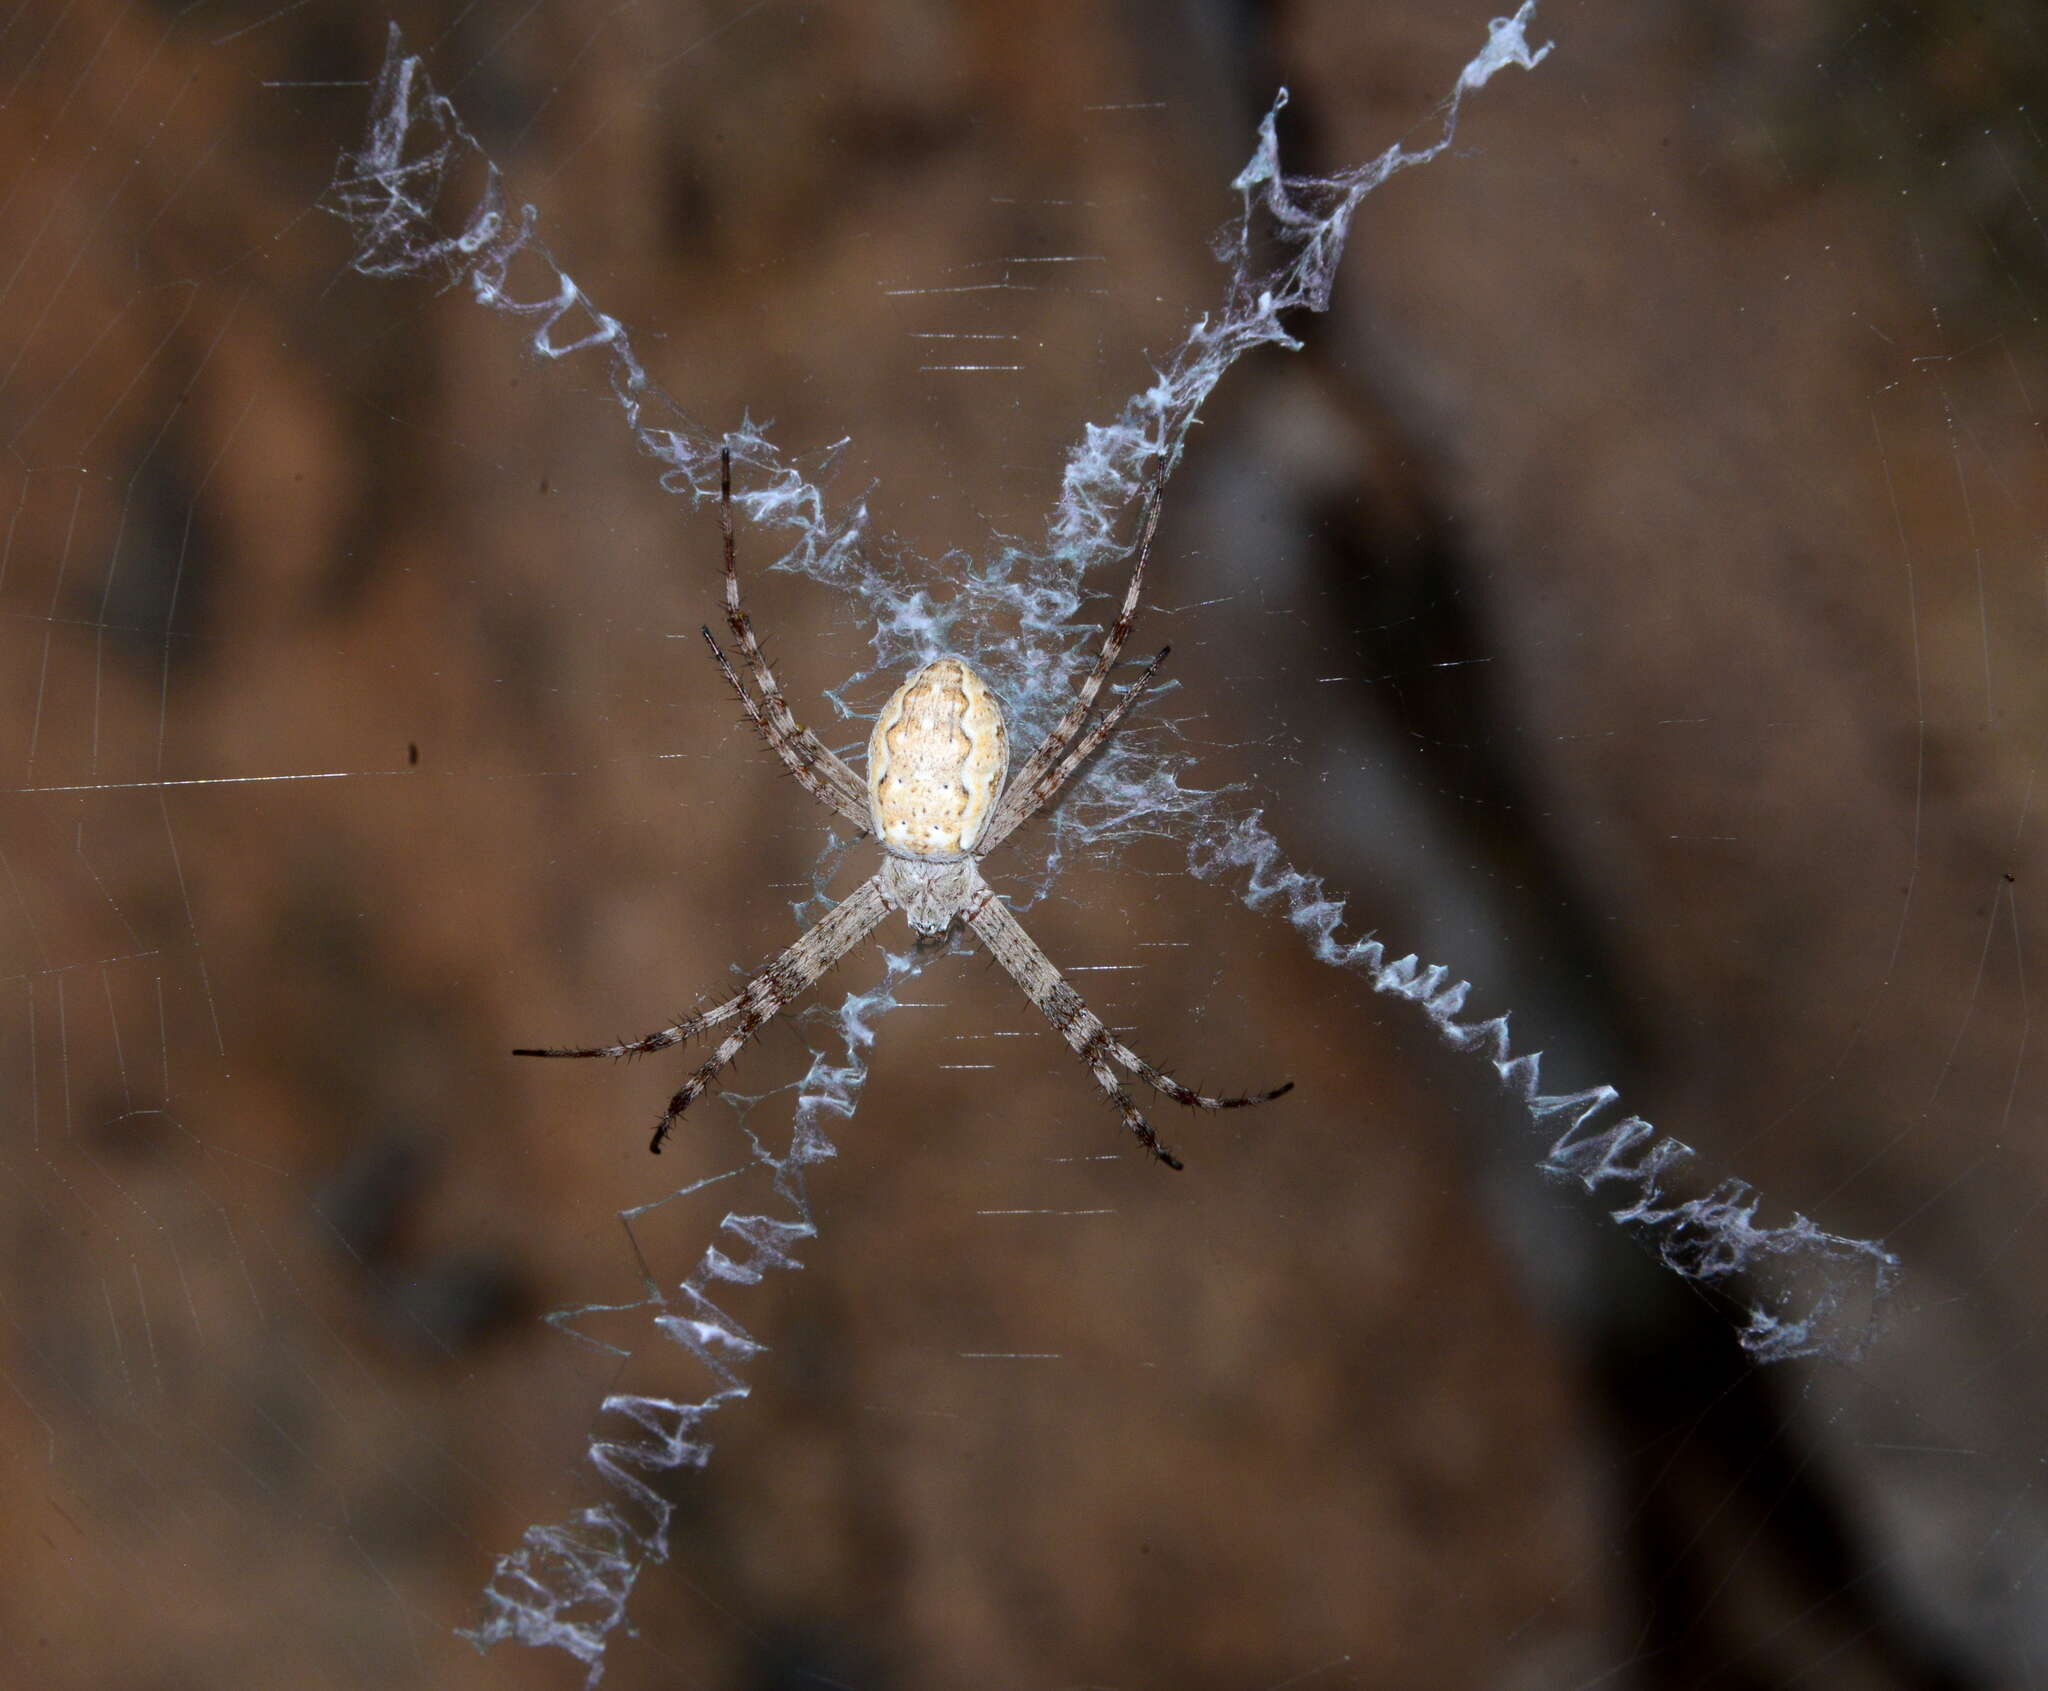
868 657 1010 857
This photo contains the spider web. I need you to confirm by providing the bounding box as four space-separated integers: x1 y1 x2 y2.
313 5 1903 1674
4 2 2045 1689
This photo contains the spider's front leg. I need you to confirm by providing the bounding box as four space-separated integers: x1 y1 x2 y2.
701 444 871 829
701 626 869 831
965 890 1292 1168
983 484 1164 849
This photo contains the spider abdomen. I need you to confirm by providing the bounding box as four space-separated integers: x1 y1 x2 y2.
868 657 1009 857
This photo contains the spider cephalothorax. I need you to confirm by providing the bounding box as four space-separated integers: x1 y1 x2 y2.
516 448 1291 1168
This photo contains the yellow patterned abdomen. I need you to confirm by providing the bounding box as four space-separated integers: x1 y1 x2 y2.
867 657 1010 857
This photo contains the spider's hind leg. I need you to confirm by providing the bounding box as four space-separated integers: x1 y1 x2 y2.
1086 1059 1185 1170
512 997 739 1062
965 891 1291 1169
1104 1041 1295 1115
515 875 894 1153
642 872 893 1152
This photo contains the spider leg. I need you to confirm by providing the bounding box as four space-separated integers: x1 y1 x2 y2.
702 626 871 830
965 890 1291 1169
1096 1028 1294 1113
714 445 871 824
977 644 1170 854
988 486 1162 843
513 982 747 1061
647 873 893 1152
515 875 892 1150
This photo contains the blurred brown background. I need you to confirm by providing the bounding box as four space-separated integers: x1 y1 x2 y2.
2 1 2043 1687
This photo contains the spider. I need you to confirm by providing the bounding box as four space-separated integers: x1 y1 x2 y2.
516 448 1292 1168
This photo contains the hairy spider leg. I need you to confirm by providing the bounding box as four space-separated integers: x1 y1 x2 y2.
978 644 1171 854
647 873 894 1152
513 983 747 1062
988 486 1163 843
701 626 869 829
965 889 1292 1169
714 445 871 823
